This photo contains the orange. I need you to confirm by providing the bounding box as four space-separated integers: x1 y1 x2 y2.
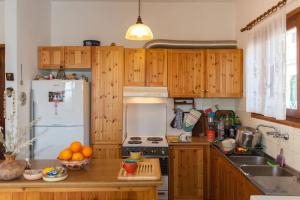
81 146 93 158
59 149 73 160
72 152 84 161
70 141 82 153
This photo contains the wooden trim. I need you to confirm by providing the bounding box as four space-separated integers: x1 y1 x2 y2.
0 44 4 48
251 113 300 128
287 7 300 19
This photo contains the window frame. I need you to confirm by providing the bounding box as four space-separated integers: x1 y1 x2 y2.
286 8 300 119
251 7 300 126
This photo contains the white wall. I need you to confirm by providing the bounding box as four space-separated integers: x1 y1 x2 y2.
4 0 51 158
18 0 51 132
236 0 300 171
51 1 236 47
0 1 4 44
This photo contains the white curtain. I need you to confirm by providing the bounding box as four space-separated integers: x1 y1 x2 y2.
246 9 287 120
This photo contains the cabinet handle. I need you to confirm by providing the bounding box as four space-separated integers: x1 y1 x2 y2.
205 90 209 92
201 90 205 92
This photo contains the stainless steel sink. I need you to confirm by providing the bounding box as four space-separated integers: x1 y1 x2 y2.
240 165 294 177
229 155 268 166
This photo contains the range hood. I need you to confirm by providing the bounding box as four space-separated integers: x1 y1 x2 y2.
123 86 168 97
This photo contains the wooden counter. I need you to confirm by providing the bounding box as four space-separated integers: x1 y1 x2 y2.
0 159 162 200
167 136 210 146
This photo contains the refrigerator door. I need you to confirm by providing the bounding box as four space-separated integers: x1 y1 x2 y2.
33 126 88 160
32 80 86 126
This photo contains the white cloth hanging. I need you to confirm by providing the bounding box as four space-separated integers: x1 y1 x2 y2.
246 8 287 120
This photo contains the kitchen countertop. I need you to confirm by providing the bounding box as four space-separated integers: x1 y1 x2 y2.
0 159 162 188
167 136 210 146
212 145 300 196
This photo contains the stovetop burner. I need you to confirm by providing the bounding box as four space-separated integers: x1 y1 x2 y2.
128 141 142 144
130 137 142 141
152 141 159 144
147 137 163 142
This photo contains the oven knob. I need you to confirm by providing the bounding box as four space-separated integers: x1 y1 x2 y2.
161 150 165 155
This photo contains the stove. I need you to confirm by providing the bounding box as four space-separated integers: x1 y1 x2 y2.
123 104 169 200
122 136 169 200
123 136 168 147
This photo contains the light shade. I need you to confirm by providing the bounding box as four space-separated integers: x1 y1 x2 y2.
125 23 154 41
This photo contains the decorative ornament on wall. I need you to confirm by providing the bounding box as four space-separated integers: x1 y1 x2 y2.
125 0 153 41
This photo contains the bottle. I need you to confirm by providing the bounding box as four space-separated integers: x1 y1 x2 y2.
208 112 216 131
217 117 225 140
235 116 241 129
276 148 285 167
224 115 231 138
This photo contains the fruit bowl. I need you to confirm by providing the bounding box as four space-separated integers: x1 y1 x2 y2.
58 158 91 170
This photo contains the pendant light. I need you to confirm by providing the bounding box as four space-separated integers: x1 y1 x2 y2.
125 0 153 41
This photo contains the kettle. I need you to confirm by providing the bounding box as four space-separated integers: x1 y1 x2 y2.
236 127 262 148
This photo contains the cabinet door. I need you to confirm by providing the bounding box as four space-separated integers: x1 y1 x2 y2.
206 49 243 98
213 147 263 200
169 145 205 200
124 48 146 86
146 49 168 87
38 47 64 69
92 46 124 144
64 46 91 69
92 145 121 159
168 49 206 98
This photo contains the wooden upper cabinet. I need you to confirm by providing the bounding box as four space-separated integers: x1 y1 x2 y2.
145 49 168 87
64 46 91 69
169 145 207 200
124 48 146 86
168 49 206 98
206 49 243 98
92 46 124 144
38 47 64 69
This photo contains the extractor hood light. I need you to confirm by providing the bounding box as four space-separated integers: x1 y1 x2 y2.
125 0 153 41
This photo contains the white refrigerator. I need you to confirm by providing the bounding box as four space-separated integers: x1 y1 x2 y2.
31 80 90 159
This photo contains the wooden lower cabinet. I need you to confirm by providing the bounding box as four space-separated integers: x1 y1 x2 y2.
169 145 209 200
92 145 121 159
0 188 157 200
210 147 263 200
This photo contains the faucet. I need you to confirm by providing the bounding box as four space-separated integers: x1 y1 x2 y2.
256 124 278 132
256 124 289 140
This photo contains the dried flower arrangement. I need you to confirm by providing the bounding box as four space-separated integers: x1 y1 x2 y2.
0 113 38 156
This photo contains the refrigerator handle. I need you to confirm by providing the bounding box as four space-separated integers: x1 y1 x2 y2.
30 90 35 159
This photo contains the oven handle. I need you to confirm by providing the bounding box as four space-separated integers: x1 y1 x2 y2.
123 156 168 159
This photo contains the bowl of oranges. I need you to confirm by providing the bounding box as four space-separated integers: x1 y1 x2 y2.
58 141 93 170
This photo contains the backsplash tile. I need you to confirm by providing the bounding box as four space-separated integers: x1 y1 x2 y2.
167 98 237 135
237 109 300 171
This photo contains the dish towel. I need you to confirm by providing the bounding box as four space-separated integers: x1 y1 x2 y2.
183 109 202 132
173 108 183 129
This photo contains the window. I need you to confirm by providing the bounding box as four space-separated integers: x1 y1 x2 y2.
286 8 300 119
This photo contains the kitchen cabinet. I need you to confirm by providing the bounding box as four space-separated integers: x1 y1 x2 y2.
92 145 121 159
91 46 124 145
168 49 243 98
146 49 168 86
169 144 209 200
124 48 168 87
64 46 91 69
38 46 92 69
210 147 263 200
38 46 64 69
124 48 146 86
168 49 206 97
206 49 243 97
